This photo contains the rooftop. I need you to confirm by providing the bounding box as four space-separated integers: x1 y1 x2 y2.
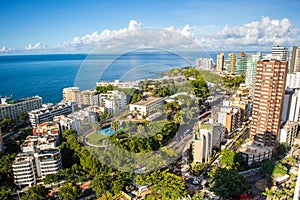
131 97 163 106
237 139 273 155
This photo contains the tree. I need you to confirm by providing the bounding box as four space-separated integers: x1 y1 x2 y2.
95 85 115 93
21 185 49 200
190 163 208 176
173 111 183 125
0 154 15 181
58 183 81 200
91 174 111 198
18 113 29 125
0 186 13 200
111 121 120 132
135 170 187 199
209 167 250 199
220 149 245 170
43 173 59 185
0 118 15 133
261 160 275 176
272 163 288 176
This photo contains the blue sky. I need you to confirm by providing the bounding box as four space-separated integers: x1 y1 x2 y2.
0 0 300 53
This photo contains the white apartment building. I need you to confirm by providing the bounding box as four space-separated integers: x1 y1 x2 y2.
280 121 298 146
245 52 262 93
12 153 36 187
80 90 99 106
129 97 164 119
12 134 62 187
272 46 288 61
34 148 62 179
288 89 300 123
0 95 42 120
195 58 215 71
29 101 78 127
99 90 127 114
63 87 80 103
286 72 300 89
96 80 140 89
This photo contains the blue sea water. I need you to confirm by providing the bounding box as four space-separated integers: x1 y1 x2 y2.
0 51 217 103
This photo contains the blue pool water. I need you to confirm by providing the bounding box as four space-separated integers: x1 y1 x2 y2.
97 126 115 136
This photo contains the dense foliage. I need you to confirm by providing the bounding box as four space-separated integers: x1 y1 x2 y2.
110 120 177 153
135 170 187 199
222 75 245 89
21 185 49 200
220 149 245 170
58 182 81 200
95 84 115 93
209 167 250 199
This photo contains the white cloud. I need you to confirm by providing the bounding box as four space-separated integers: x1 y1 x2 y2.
25 42 46 50
70 19 144 46
196 16 300 50
1 17 300 54
0 46 8 52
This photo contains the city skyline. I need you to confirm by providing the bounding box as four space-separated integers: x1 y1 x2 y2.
0 0 300 54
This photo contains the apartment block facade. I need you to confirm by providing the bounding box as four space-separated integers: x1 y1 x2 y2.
29 101 78 127
0 96 42 120
250 59 288 146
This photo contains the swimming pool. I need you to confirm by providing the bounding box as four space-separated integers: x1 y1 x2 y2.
97 125 115 136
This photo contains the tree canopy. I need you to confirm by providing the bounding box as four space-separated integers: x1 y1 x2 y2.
209 167 250 199
21 185 49 200
135 170 187 199
58 182 81 200
95 85 115 93
220 149 245 170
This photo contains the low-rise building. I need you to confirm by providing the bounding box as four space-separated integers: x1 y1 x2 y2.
96 80 140 89
29 101 78 127
218 106 242 135
32 122 60 136
238 139 273 165
54 106 103 133
0 95 42 120
129 97 164 119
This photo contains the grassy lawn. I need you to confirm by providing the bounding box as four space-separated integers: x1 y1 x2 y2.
86 133 108 145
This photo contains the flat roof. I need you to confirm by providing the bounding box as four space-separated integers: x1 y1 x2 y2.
131 97 163 106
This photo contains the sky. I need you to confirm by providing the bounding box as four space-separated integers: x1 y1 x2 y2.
0 0 300 54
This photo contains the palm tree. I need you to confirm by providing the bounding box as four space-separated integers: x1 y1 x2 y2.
111 121 120 132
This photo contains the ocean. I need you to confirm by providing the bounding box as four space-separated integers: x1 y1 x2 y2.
0 51 217 103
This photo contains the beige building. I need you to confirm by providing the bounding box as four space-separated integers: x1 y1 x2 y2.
217 52 225 72
62 87 80 103
193 123 213 164
129 97 163 119
250 59 288 146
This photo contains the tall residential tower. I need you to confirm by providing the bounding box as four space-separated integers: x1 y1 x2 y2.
250 59 288 146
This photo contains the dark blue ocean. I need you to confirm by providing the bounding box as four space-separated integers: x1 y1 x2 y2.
0 51 218 103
